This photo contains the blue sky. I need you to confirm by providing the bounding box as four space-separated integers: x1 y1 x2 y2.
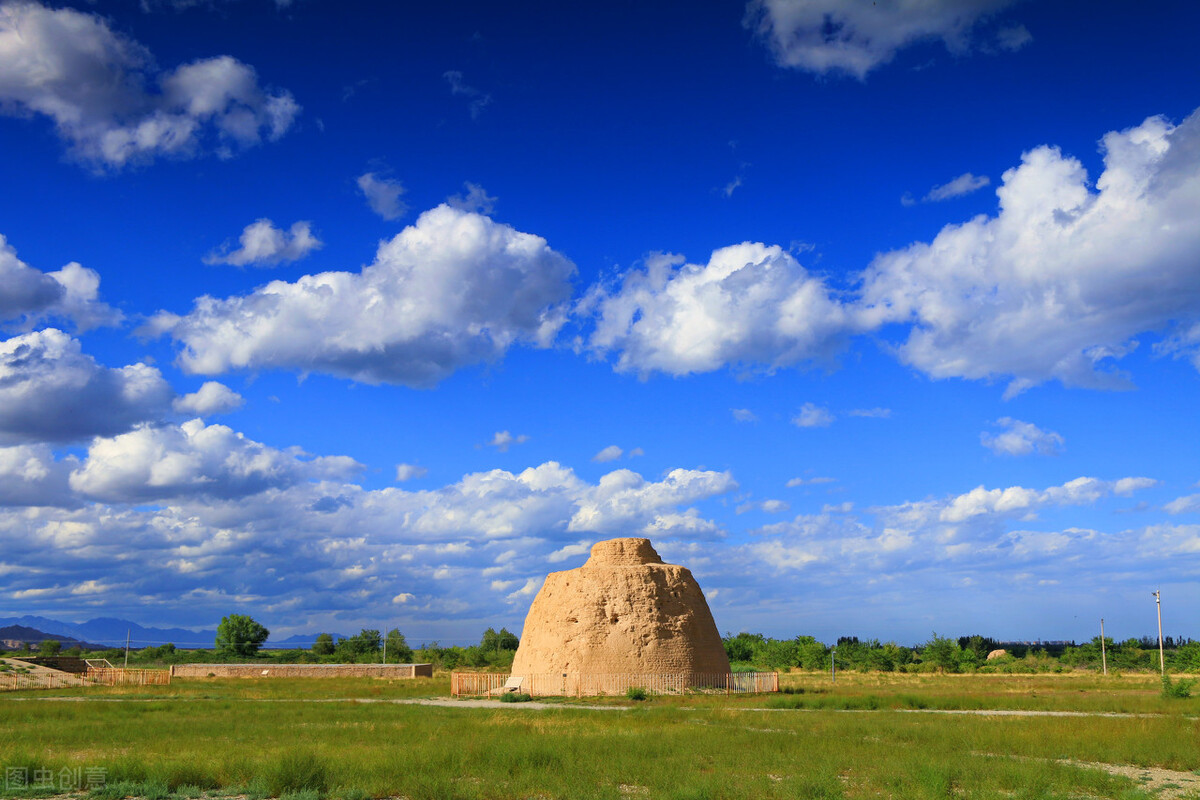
2 0 1198 647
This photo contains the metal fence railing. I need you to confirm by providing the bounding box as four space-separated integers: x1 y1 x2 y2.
451 671 779 697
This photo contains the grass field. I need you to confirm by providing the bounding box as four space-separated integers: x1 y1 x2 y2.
1 672 1197 800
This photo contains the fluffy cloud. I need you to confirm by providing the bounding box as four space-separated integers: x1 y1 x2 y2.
488 431 529 452
581 107 1200 395
746 475 1160 583
0 2 299 169
860 109 1200 396
69 418 362 503
745 0 1022 79
152 205 576 386
981 417 1064 456
938 476 1155 524
0 329 172 444
568 467 736 536
204 220 321 267
0 235 121 331
357 173 408 221
172 381 244 416
592 445 623 463
447 182 497 215
1165 494 1200 515
395 463 428 482
0 444 74 507
924 172 991 202
792 402 833 428
0 455 1185 641
583 244 855 377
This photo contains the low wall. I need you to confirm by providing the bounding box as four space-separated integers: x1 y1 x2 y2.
170 663 433 679
452 671 779 697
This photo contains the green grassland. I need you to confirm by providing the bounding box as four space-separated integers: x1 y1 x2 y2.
1 672 1197 800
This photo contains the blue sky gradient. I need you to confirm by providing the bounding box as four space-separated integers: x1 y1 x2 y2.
1 0 1198 646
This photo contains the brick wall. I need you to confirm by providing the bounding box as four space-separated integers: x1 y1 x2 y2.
169 663 433 679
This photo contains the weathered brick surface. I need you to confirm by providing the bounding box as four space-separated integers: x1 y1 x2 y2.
511 538 730 678
169 663 433 679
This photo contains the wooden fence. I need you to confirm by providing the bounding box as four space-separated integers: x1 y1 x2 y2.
87 668 172 686
451 671 778 697
0 668 170 691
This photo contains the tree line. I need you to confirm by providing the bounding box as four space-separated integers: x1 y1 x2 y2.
722 632 1200 673
11 615 1198 675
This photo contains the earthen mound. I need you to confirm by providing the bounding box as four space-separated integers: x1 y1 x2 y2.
511 537 730 677
986 648 1008 660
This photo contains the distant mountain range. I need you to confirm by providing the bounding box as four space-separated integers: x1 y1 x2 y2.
0 624 97 649
0 616 346 650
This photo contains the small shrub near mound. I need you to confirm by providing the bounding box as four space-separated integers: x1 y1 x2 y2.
625 687 648 701
1161 675 1195 699
499 691 533 703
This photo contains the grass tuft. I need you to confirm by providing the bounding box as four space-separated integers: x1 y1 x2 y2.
266 751 329 798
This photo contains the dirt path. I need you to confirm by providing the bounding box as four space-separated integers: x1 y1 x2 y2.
1064 760 1200 800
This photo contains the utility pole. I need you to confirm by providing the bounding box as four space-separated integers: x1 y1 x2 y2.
1153 591 1165 676
382 628 386 665
124 629 130 669
831 647 836 684
1100 618 1107 676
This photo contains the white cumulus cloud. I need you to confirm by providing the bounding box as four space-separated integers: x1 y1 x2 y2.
172 381 244 416
0 235 121 331
583 243 855 377
357 172 408 221
0 444 75 507
0 2 298 169
204 219 321 267
981 417 1064 456
592 445 623 463
151 205 576 387
792 402 833 428
745 0 1022 79
395 463 428 482
859 108 1200 396
69 418 362 503
488 431 529 452
0 329 172 444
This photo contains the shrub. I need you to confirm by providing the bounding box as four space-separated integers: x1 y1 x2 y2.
499 691 533 703
1161 675 1195 699
625 687 648 701
267 751 329 797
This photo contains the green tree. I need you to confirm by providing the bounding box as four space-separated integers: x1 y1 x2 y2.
312 633 335 656
335 629 381 662
215 614 269 658
921 632 960 673
480 627 519 652
386 629 413 663
795 636 829 670
39 639 62 656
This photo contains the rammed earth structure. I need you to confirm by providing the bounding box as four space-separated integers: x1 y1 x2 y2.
511 537 730 678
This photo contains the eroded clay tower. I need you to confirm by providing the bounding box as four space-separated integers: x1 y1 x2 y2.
510 537 730 677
